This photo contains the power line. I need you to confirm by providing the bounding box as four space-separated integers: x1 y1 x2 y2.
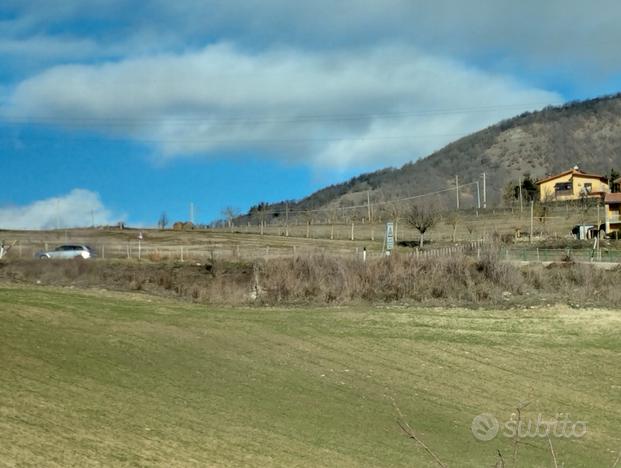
251 180 480 217
0 101 552 126
0 129 549 146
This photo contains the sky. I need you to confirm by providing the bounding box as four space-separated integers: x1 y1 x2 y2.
1 1 621 228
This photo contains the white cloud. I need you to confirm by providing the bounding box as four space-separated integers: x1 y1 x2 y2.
0 189 119 230
4 0 620 71
4 43 561 169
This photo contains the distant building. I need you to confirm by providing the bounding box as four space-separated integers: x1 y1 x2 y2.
536 166 609 202
604 192 621 237
172 221 194 231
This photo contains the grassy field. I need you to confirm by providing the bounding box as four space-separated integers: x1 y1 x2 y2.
1 286 620 467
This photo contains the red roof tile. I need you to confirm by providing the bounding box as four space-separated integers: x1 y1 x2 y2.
536 168 607 185
604 193 621 204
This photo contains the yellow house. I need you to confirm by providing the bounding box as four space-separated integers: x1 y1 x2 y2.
536 167 609 202
604 192 621 237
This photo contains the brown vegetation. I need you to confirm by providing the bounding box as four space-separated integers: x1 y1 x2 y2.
1 252 620 307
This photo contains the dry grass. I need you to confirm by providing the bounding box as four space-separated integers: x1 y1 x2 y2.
1 251 620 307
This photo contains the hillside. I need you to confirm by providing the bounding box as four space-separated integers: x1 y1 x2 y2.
243 92 621 221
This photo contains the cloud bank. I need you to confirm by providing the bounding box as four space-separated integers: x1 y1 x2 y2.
5 43 561 169
3 0 621 71
0 189 118 230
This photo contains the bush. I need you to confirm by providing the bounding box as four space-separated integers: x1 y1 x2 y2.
1 254 620 307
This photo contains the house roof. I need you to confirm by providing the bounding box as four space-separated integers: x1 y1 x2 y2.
605 193 621 204
614 177 621 184
536 168 607 185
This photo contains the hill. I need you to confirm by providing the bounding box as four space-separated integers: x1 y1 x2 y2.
241 92 621 222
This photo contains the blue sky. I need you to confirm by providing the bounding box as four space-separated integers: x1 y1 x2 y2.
1 0 621 228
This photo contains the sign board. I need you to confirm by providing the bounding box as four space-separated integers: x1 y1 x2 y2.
386 222 394 251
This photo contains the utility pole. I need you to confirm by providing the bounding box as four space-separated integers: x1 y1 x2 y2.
476 181 481 211
482 172 487 209
455 175 460 210
190 203 194 224
55 199 60 230
367 191 375 241
285 203 289 237
519 177 524 214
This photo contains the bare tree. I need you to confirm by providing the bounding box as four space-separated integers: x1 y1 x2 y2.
158 212 169 230
221 206 238 232
464 221 475 241
302 210 314 238
405 204 438 248
258 208 266 235
444 211 460 242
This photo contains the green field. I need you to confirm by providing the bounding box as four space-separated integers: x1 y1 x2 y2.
1 286 620 467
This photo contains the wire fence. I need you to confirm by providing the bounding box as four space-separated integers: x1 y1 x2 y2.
5 240 621 266
502 247 621 263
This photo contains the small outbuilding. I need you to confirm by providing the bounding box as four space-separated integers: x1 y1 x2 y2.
604 192 621 237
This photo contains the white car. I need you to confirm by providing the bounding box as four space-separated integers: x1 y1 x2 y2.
36 245 95 259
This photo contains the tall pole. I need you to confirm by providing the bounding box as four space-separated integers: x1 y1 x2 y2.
285 203 289 237
530 200 534 243
367 191 371 223
476 181 481 210
455 175 460 210
519 177 524 213
55 199 60 230
482 172 487 209
190 203 194 224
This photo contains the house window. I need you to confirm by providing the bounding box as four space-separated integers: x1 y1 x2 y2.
584 183 592 193
554 182 572 192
